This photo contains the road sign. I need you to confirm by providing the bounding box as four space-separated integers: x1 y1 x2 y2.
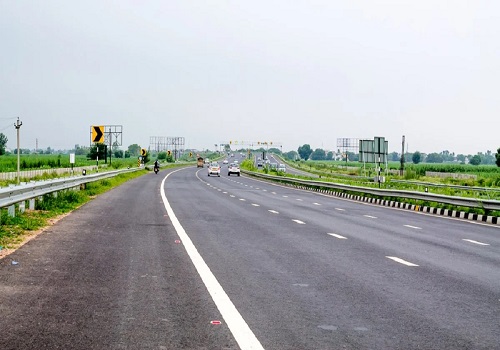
167 150 171 156
141 148 147 157
91 126 104 143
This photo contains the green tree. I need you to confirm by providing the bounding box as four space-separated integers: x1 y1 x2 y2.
469 154 481 166
285 151 299 160
128 144 141 157
426 153 444 163
389 152 400 161
457 154 466 164
87 143 107 161
495 148 500 167
310 148 326 161
297 144 313 160
412 151 422 164
0 133 8 155
326 151 334 160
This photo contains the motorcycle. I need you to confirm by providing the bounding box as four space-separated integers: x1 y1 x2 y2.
154 164 159 174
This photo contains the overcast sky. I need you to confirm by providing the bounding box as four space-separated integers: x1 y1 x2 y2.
1 1 498 155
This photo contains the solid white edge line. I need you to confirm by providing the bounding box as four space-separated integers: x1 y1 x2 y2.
161 170 264 350
327 233 347 239
462 239 490 246
404 225 422 230
386 256 419 267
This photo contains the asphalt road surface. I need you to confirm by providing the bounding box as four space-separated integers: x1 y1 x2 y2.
1 166 499 349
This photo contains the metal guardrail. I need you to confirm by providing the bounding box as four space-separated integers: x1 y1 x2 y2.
390 179 500 193
242 170 500 211
0 168 139 209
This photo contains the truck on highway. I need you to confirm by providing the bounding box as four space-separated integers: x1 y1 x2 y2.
197 157 204 167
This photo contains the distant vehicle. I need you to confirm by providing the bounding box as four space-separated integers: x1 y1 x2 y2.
257 161 263 167
228 163 240 176
223 159 229 164
197 157 204 168
208 162 220 177
278 164 286 172
204 158 210 164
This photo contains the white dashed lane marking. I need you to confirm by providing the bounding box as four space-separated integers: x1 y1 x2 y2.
335 208 345 211
328 233 347 239
404 225 422 230
292 220 306 225
386 256 419 267
251 204 260 207
268 210 279 214
364 215 377 219
463 239 490 246
313 203 321 206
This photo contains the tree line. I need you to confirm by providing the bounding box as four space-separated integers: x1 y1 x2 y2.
295 143 500 167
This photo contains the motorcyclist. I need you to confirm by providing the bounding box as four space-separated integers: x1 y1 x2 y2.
154 159 159 172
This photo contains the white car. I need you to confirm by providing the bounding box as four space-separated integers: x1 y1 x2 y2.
278 164 286 172
208 162 221 177
223 159 229 164
228 163 240 176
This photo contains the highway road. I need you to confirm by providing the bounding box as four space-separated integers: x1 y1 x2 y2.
1 162 499 349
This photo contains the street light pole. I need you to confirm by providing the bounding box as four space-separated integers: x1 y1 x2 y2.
14 118 22 184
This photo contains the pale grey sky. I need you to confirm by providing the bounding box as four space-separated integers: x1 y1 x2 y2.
1 0 498 155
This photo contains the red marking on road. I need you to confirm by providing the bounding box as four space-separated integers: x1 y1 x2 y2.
175 240 181 244
210 320 222 325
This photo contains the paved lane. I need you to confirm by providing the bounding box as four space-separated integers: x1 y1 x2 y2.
167 167 500 349
0 168 239 350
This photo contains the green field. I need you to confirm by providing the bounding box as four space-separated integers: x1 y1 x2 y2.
0 154 140 172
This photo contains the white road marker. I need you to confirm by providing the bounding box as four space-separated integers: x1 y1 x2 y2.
404 225 422 230
239 198 246 201
335 208 345 211
313 203 321 206
328 233 347 239
268 210 279 214
161 170 264 350
463 239 490 246
296 199 303 201
251 204 260 207
386 256 419 267
223 191 228 194
271 192 277 195
293 219 306 224
282 195 288 198
364 215 377 219
230 195 235 198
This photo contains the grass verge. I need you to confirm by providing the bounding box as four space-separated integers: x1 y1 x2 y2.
0 169 148 257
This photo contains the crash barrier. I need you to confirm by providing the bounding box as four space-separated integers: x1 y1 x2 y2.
0 166 102 181
0 168 139 217
242 170 500 225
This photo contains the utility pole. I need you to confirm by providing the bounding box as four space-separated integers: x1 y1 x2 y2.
400 135 405 176
14 118 22 184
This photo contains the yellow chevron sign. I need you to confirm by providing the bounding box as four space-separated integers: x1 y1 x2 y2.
91 125 104 143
